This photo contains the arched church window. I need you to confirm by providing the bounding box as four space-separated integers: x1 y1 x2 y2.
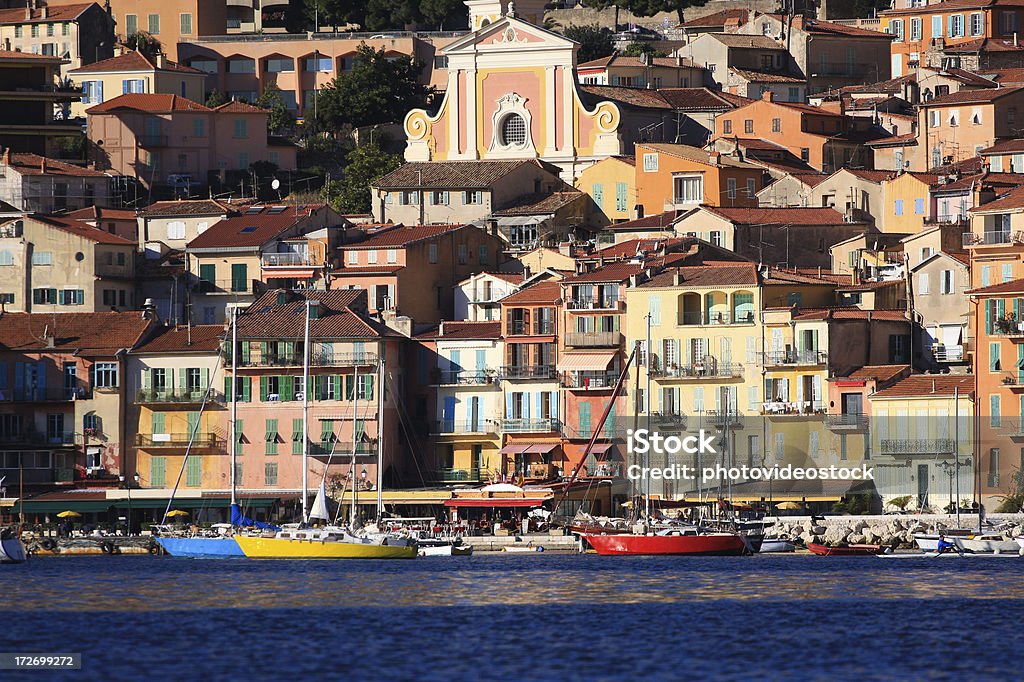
501 114 527 147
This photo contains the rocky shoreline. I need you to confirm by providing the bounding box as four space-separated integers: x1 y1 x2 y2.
768 516 1024 549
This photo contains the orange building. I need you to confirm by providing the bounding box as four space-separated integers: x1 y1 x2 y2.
711 92 878 173
634 142 763 218
916 86 1024 171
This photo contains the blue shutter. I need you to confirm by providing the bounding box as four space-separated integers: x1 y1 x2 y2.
534 392 541 420
476 350 486 372
549 391 558 420
36 361 45 390
986 300 993 334
505 392 513 418
443 396 456 431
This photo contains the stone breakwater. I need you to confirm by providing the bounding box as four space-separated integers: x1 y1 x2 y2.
769 517 1024 549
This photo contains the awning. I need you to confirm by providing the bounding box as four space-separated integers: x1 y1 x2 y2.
525 443 560 454
444 498 549 508
16 495 285 514
557 351 617 372
500 444 531 454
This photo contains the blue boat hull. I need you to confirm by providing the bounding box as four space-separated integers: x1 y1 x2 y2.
156 537 244 558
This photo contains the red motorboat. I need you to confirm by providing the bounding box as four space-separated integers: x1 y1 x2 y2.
807 543 885 556
582 531 747 556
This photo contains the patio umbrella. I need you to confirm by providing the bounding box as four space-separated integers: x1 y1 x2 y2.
165 510 190 518
56 510 82 518
775 501 803 511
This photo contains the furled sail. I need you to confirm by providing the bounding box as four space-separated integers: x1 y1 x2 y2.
308 481 330 522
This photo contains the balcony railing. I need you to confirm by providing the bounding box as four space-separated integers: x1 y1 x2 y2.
677 311 756 326
932 345 965 362
261 253 320 267
193 278 265 295
567 296 621 310
0 467 75 484
310 441 375 456
650 411 686 426
1000 371 1024 387
135 433 227 450
431 467 483 483
759 350 828 366
231 351 379 367
500 365 556 380
433 420 498 434
924 215 968 227
761 401 826 416
564 331 622 348
507 321 556 336
562 372 618 390
1 431 77 446
95 263 133 278
704 410 739 427
826 414 868 430
651 361 743 379
0 387 85 402
430 369 498 386
878 438 956 455
992 317 1024 336
963 230 1024 247
497 418 561 433
136 389 224 404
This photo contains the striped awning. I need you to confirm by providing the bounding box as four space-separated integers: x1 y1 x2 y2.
557 351 616 372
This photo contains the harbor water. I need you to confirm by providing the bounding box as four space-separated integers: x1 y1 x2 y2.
3 553 1023 681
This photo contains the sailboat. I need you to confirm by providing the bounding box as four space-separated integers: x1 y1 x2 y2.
233 298 416 560
156 309 248 558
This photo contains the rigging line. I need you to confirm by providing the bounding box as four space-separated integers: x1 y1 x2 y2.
160 352 226 527
386 369 427 487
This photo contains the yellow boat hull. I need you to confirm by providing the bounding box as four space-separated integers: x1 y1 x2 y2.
234 535 417 559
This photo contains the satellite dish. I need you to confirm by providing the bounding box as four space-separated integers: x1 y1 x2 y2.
271 178 280 190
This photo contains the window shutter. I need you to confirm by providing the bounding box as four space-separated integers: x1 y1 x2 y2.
200 367 209 391
260 376 269 401
281 375 293 400
241 377 251 402
549 391 558 420
224 376 232 401
142 368 152 390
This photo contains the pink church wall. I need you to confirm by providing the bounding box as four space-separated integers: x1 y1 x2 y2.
457 71 467 155
480 71 542 151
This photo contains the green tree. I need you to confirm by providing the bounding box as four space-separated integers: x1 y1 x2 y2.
314 45 432 132
620 41 665 58
563 25 615 64
324 140 402 214
629 0 710 26
305 0 363 31
205 89 227 108
125 31 161 60
418 0 468 30
255 83 296 135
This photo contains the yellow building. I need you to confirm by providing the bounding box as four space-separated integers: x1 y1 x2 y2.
69 50 207 119
575 156 637 226
881 172 937 234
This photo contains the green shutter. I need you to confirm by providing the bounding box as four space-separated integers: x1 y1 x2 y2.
234 419 244 455
142 368 152 390
186 457 201 487
231 263 247 292
260 376 269 401
292 418 304 454
260 341 268 362
151 412 165 435
265 418 278 455
178 368 187 394
321 419 334 442
187 411 200 437
225 376 233 400
241 377 251 402
986 300 994 335
241 342 251 364
281 375 293 400
332 375 341 399
200 367 210 391
151 457 166 487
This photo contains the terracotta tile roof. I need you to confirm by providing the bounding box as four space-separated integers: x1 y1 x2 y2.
980 138 1024 154
435 321 502 340
374 160 533 190
0 3 93 24
930 157 986 175
479 271 526 284
841 74 916 95
345 223 466 249
563 261 645 284
214 100 268 114
27 215 135 245
946 36 1024 53
641 262 758 289
186 205 323 250
236 289 388 340
949 251 971 265
64 206 138 221
919 66 998 88
966 276 1024 295
595 236 689 258
70 50 202 75
578 85 671 109
682 9 749 27
969 184 1024 213
980 67 1024 84
787 15 893 38
577 55 696 69
637 143 759 168
846 365 910 382
86 93 210 114
729 68 805 84
706 34 785 49
933 171 1024 192
836 279 902 292
655 88 751 110
133 325 224 353
500 281 561 305
0 311 154 355
842 168 899 183
0 49 63 63
141 200 233 217
2 153 107 177
865 132 918 147
871 374 975 399
791 308 909 321
700 205 852 225
920 86 1024 107
607 210 681 231
493 191 584 216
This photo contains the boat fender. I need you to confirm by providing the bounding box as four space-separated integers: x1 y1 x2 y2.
41 538 57 551
536 546 544 552
148 544 159 555
100 541 112 554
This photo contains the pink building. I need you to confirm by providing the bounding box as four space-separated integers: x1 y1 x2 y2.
86 93 296 189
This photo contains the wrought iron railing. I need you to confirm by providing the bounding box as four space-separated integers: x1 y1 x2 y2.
879 438 956 454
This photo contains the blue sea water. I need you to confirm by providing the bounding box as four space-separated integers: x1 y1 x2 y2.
2 553 1023 682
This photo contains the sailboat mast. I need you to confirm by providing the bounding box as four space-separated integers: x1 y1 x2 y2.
230 306 238 507
301 298 312 522
350 363 358 526
645 313 652 522
376 352 384 518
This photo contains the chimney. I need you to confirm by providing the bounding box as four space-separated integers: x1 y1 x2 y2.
40 157 47 174
709 151 721 165
25 4 30 21
439 320 445 336
675 54 682 67
41 6 47 19
156 52 166 69
2 147 9 166
762 90 774 102
141 298 158 321
673 268 682 286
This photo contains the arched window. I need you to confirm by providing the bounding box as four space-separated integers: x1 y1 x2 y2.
501 114 526 147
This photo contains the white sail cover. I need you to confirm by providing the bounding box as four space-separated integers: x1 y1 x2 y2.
309 480 330 521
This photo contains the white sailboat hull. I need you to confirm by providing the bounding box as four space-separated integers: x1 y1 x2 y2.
418 542 473 557
955 536 1021 554
759 539 796 553
0 537 27 563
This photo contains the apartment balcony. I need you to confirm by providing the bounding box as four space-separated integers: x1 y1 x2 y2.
429 369 499 386
95 263 134 279
192 278 265 296
826 414 869 431
677 311 756 326
136 389 224 405
562 371 618 390
309 441 376 457
878 438 956 456
759 350 828 367
231 351 379 368
992 316 1024 338
703 410 740 428
564 331 623 348
0 387 85 402
932 345 965 362
497 418 561 433
500 365 556 380
2 431 77 447
135 433 227 451
924 215 969 228
761 401 826 416
567 296 622 311
963 230 1024 248
261 253 321 268
524 463 558 480
507 322 556 336
431 467 483 483
999 371 1024 389
649 411 686 427
432 420 498 435
0 467 75 485
137 134 169 147
651 360 743 380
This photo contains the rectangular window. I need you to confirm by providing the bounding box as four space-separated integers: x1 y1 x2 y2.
186 457 201 487
1004 263 1014 282
234 119 248 138
991 394 1001 428
428 243 438 263
894 199 904 216
148 13 160 35
180 13 193 35
265 419 278 455
970 12 983 36
265 462 278 486
800 148 809 162
151 457 166 487
772 118 780 133
615 182 628 212
990 342 1001 372
914 198 924 215
231 263 247 292
744 119 754 134
292 418 304 455
919 273 930 295
193 118 206 138
941 269 954 294
643 153 659 172
911 17 923 41
31 251 52 265
932 15 943 38
673 175 703 204
723 120 732 134
93 362 119 388
727 178 737 199
126 14 138 35
592 183 604 208
746 178 756 198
